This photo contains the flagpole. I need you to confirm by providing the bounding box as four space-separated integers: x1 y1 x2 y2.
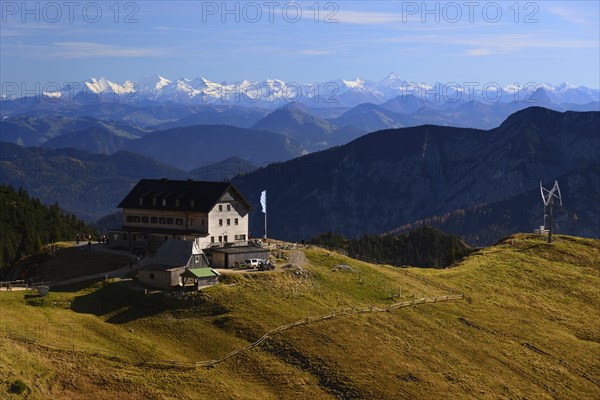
264 208 267 239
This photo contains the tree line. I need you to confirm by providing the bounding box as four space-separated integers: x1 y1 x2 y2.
310 226 473 268
0 185 95 274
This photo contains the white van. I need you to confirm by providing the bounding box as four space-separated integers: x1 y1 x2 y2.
243 259 262 268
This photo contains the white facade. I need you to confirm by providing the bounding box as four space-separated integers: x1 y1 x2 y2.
116 187 250 251
206 191 249 247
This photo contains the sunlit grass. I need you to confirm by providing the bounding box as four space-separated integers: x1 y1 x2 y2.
0 234 598 399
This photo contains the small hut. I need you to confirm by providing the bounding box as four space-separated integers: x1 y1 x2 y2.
180 268 220 290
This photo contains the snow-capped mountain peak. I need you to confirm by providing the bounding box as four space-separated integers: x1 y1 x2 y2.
342 78 366 89
5 74 597 106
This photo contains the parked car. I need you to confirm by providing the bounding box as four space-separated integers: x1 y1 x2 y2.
242 259 263 268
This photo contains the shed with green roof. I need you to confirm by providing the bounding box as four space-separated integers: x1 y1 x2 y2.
180 268 220 289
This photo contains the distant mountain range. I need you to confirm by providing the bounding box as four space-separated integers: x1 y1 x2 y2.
0 143 259 220
231 107 600 242
0 143 184 220
149 105 270 130
4 116 307 170
0 115 148 147
2 107 597 245
389 163 600 246
4 90 597 164
122 125 306 170
2 74 599 110
252 103 366 150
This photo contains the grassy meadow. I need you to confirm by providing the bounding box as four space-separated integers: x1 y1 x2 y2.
0 234 598 399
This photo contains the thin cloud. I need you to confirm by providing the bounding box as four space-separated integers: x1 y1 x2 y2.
299 49 330 55
52 42 167 58
0 23 62 37
153 26 206 34
383 33 598 54
548 7 596 27
332 11 406 25
465 48 492 56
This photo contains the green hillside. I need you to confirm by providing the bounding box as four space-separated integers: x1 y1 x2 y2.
0 234 598 399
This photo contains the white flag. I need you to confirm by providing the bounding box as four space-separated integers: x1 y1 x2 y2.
260 190 267 213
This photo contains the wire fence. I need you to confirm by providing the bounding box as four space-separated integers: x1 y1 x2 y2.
0 280 53 290
2 294 464 369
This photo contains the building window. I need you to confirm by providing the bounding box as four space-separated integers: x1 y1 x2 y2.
175 218 183 225
218 236 222 243
126 215 134 223
191 200 195 208
162 199 166 206
223 235 228 242
227 219 230 226
234 234 246 241
195 255 200 263
141 216 149 223
149 273 154 279
227 204 231 211
123 233 128 240
151 217 157 224
153 198 157 206
175 199 180 207
219 204 223 212
211 237 215 243
159 217 166 224
219 219 223 226
138 197 143 206
113 234 119 240
133 216 141 223
166 217 174 224
234 218 238 225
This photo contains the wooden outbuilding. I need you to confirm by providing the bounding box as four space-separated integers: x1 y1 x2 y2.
180 268 220 290
208 246 270 268
138 239 209 289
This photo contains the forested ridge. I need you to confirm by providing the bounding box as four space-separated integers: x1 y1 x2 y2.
0 185 94 273
311 226 473 268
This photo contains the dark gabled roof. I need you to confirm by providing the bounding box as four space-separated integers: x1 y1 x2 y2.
140 264 185 272
117 179 251 212
114 226 208 236
152 239 200 267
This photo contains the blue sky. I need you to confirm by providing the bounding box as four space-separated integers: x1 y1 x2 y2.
1 1 599 89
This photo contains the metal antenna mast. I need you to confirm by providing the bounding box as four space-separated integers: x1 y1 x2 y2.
540 181 562 243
